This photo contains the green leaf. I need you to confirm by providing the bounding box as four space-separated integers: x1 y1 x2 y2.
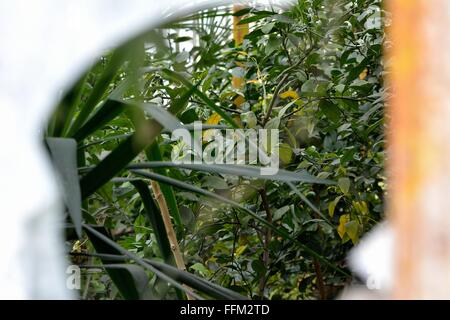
84 226 149 299
286 181 332 224
84 224 202 300
52 74 87 137
140 102 183 131
338 177 351 195
189 262 209 276
202 176 229 189
233 7 252 16
265 36 282 55
147 259 246 300
71 99 129 142
128 162 335 185
174 36 192 43
161 69 238 128
270 14 295 24
346 57 370 83
261 22 275 34
101 264 150 299
131 180 173 264
80 87 194 199
273 205 290 221
81 133 157 199
301 79 318 96
68 48 127 136
251 259 266 278
265 116 280 129
319 100 341 123
129 171 348 276
46 138 82 237
237 13 272 25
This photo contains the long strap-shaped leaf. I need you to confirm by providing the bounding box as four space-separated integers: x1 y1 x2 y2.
67 48 127 136
72 251 246 300
130 180 173 264
128 161 335 185
129 171 349 277
71 99 129 142
83 224 203 300
161 68 238 128
127 162 333 224
80 86 195 199
84 225 149 299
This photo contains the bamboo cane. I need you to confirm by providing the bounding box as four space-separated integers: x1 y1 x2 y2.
151 180 194 300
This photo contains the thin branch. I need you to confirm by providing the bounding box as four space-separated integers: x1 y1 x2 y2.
262 47 315 126
313 259 326 300
262 73 289 126
258 187 273 297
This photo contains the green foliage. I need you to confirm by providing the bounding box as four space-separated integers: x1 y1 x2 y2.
48 0 385 300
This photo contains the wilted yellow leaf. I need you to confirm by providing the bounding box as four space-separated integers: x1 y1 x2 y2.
233 95 245 107
206 112 222 125
279 90 299 100
359 68 368 80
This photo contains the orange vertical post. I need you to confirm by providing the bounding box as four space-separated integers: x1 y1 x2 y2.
388 0 450 298
232 5 249 90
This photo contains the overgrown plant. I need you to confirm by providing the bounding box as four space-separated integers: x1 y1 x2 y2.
47 0 385 300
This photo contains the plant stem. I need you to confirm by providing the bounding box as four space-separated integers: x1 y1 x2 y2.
258 187 273 297
313 259 326 300
150 180 194 300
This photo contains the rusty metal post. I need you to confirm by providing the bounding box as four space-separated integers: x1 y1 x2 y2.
388 0 450 299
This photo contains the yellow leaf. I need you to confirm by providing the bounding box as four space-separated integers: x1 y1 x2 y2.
328 196 342 218
206 113 222 125
279 143 293 164
359 68 368 80
247 79 261 84
232 77 245 88
337 214 350 239
345 221 360 244
233 95 245 107
203 113 223 140
235 245 247 257
72 240 82 253
353 200 368 215
279 90 299 100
